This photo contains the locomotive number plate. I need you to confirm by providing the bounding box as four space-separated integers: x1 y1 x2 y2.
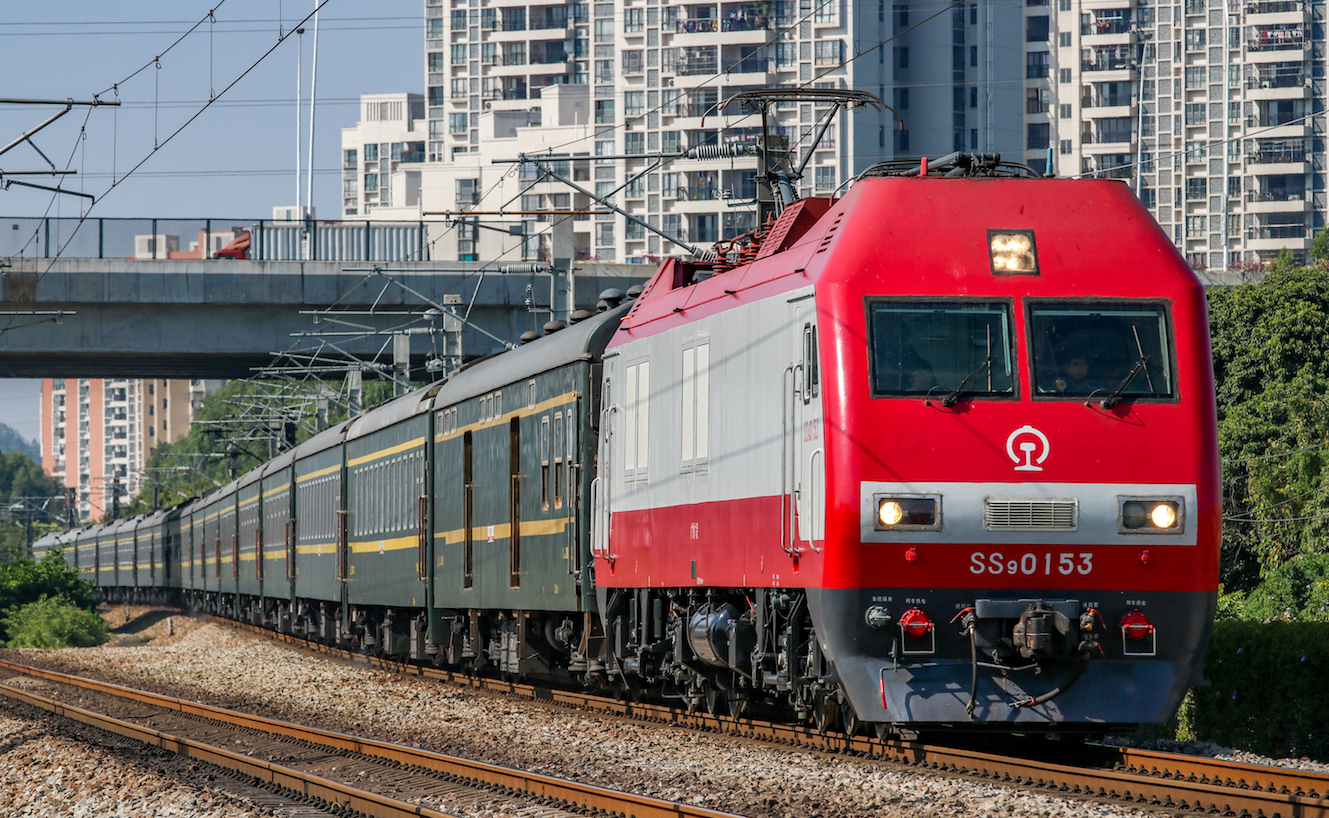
969 551 1093 576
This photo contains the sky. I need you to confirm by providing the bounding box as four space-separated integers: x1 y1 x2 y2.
0 1 426 450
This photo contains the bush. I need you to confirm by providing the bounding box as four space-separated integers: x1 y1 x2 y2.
0 551 98 643
1182 619 1329 760
2 596 108 649
1239 552 1329 623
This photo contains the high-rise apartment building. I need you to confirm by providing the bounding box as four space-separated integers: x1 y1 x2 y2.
345 0 1049 262
39 379 220 522
1055 0 1322 268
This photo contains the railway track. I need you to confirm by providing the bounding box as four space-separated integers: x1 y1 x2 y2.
215 618 1329 818
0 658 745 818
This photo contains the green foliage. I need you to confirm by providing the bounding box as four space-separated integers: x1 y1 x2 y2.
1214 585 1247 621
1181 620 1329 760
2 596 108 648
0 551 99 643
1207 268 1329 589
1239 552 1329 622
1270 247 1298 272
1313 227 1329 265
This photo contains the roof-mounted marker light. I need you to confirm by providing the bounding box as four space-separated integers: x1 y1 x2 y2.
988 229 1038 275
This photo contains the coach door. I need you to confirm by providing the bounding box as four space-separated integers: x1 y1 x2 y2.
784 300 825 555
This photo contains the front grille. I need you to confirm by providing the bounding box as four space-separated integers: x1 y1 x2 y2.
984 498 1078 530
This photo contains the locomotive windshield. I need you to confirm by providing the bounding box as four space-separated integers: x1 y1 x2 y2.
868 300 1016 398
1028 302 1174 400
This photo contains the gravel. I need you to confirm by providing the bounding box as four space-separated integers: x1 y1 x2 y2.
1102 735 1329 775
0 707 279 817
0 606 1246 818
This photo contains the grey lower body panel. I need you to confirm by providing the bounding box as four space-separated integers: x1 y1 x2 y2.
808 586 1214 728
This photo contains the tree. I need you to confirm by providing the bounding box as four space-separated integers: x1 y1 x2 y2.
1270 247 1298 272
1209 267 1329 589
1312 227 1329 266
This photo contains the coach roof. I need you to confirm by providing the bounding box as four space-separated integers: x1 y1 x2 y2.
430 303 628 411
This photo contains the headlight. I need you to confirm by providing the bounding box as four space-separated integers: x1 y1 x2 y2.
1119 497 1182 533
988 229 1038 275
879 500 904 526
874 495 940 530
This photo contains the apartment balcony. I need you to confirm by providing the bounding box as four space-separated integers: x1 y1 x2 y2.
1247 27 1308 54
1245 78 1311 100
1080 18 1132 36
1080 131 1134 149
1244 224 1310 251
1245 0 1310 23
1247 139 1307 163
1081 48 1133 76
1244 191 1311 213
1247 117 1310 140
719 55 775 81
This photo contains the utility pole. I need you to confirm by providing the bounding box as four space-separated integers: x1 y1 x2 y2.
110 478 121 519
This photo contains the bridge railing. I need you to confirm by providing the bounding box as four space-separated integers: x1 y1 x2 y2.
0 217 432 262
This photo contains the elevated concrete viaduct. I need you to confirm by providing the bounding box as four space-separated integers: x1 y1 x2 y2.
0 258 652 379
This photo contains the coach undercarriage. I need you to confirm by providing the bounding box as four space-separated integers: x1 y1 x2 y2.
181 587 857 732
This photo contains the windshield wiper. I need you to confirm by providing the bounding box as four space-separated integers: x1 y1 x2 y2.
942 355 995 407
1101 354 1150 409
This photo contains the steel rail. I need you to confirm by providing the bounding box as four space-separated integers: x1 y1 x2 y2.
0 657 745 818
209 619 1329 818
0 677 457 818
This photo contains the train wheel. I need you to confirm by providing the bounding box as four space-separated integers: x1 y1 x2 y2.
812 696 838 733
726 691 749 718
704 687 726 717
841 699 861 737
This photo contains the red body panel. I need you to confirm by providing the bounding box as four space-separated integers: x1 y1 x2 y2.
600 176 1220 597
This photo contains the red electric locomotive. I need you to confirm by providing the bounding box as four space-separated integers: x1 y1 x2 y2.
594 152 1219 734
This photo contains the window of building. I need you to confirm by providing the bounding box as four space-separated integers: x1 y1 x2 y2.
449 113 468 134
1027 16 1049 41
364 143 379 162
815 166 836 192
450 44 467 65
1026 51 1049 79
814 40 842 66
625 91 645 116
1027 122 1050 150
595 99 615 123
363 173 378 192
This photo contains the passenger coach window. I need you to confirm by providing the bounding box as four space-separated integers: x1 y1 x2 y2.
1029 302 1174 400
868 300 1016 398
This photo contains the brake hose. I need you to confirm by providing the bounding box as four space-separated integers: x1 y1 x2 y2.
1011 649 1092 709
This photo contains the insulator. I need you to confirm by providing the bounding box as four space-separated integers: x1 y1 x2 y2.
683 143 759 161
499 263 549 274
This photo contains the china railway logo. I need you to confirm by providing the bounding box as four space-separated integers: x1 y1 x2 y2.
1006 425 1050 472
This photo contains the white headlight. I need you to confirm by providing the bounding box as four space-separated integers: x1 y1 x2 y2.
879 500 904 526
1150 503 1177 529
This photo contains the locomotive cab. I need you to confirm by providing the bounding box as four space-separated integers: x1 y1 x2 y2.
805 162 1219 733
